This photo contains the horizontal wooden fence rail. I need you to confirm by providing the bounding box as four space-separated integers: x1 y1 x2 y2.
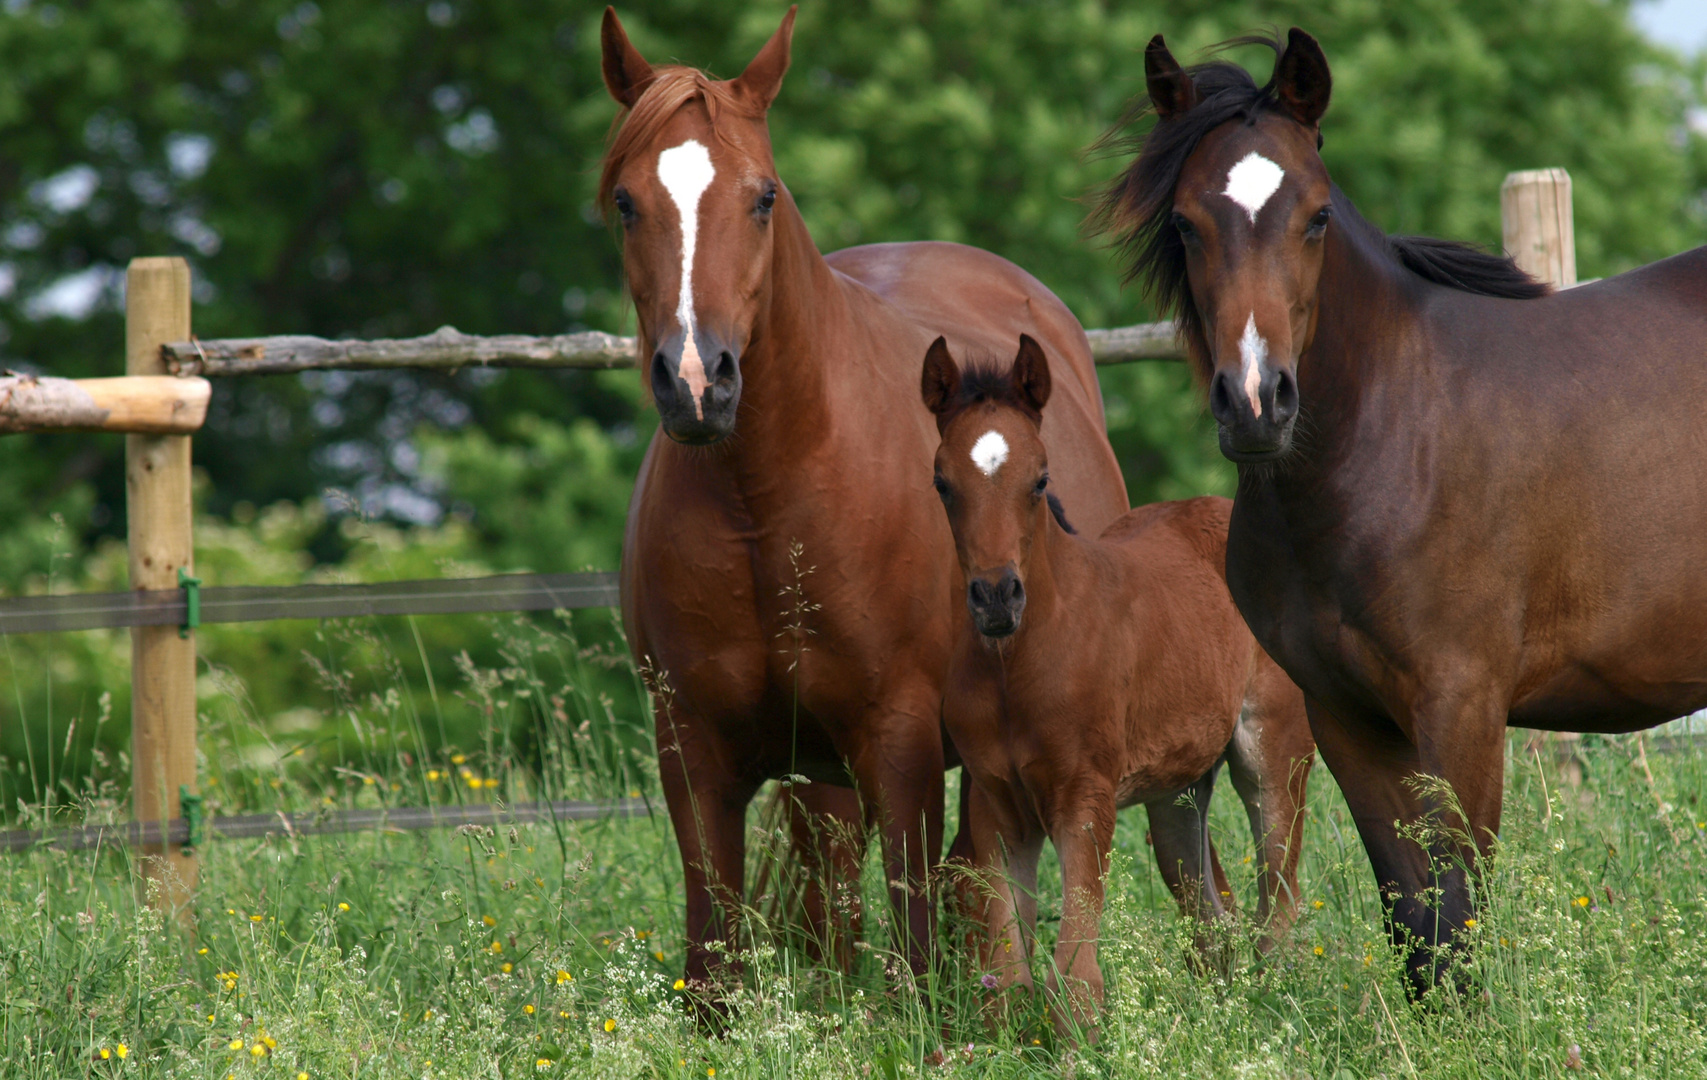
0 571 620 635
161 321 1188 377
0 797 649 855
0 372 210 434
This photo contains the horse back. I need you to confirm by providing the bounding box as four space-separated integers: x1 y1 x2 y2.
827 240 1130 534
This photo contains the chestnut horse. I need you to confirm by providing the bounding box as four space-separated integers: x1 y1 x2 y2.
601 8 1129 984
921 335 1313 1026
1097 29 1707 993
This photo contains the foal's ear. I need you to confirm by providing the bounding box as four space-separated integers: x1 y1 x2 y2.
1274 27 1331 129
732 5 797 113
601 8 655 108
920 336 960 418
1145 35 1198 119
1011 335 1053 416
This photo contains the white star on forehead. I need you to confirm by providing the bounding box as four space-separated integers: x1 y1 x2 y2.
1222 152 1285 225
970 431 1009 477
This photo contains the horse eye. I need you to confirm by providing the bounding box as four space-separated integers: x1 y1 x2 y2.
757 187 777 213
613 189 636 222
1032 473 1048 497
1171 212 1197 241
1307 205 1332 235
932 474 950 501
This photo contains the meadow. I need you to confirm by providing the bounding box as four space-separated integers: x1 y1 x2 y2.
3 608 1705 1079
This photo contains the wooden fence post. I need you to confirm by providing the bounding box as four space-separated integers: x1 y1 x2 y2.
1501 171 1583 783
1501 168 1576 288
126 257 198 912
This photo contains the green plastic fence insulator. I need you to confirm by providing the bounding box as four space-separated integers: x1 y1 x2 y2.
177 566 201 638
179 786 204 854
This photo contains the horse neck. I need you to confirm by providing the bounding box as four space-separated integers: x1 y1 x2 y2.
726 196 847 464
1285 191 1425 465
1014 504 1083 637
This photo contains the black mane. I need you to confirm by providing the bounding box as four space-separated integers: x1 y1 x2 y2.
1092 32 1547 365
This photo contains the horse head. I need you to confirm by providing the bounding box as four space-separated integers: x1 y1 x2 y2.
1101 29 1333 462
599 7 797 444
920 335 1062 640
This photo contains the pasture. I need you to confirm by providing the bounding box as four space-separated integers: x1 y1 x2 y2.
3 609 1705 1078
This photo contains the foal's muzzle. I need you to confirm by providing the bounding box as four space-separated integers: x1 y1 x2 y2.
650 328 742 445
967 567 1026 639
1209 364 1298 462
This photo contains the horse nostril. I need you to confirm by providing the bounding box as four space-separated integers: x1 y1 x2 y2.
1209 371 1238 426
968 580 990 608
1006 576 1025 605
650 351 676 406
711 350 737 385
1273 368 1299 423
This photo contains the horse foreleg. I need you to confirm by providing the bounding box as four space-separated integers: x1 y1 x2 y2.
657 709 757 994
1227 658 1315 952
966 780 1040 996
1305 695 1448 995
850 709 944 979
1147 769 1231 975
782 783 867 971
1047 785 1116 1036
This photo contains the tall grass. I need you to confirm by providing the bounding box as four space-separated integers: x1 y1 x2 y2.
2 610 1705 1077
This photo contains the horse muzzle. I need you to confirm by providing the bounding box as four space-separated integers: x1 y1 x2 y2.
650 330 742 445
1209 363 1298 462
967 568 1026 639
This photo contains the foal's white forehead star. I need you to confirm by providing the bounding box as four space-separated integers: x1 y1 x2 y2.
970 431 1009 477
1222 152 1286 225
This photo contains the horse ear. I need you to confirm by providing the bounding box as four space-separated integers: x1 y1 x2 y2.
1274 27 1331 129
1012 335 1052 416
1145 35 1198 119
920 337 960 417
732 5 796 113
601 8 655 108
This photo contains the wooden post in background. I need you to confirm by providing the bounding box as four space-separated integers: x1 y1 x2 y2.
126 257 198 910
1501 171 1582 783
1501 168 1576 288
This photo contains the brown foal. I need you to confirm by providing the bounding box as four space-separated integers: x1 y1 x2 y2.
921 335 1314 1026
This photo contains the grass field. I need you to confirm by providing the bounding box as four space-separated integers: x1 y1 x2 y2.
3 613 1706 1078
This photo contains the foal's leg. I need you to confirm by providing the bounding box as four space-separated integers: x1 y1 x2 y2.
1046 783 1117 1034
1226 655 1315 952
656 705 759 992
967 780 1041 995
1146 770 1232 973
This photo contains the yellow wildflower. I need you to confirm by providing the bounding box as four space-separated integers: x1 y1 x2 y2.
427 770 441 781
708 1070 716 1077
338 902 350 912
1575 896 1591 908
250 1042 267 1057
1312 900 1325 910
483 914 497 927
250 914 264 923
467 776 483 790
536 1059 552 1070
490 941 503 954
362 775 375 786
99 1048 111 1060
229 1038 244 1050
263 1036 277 1050
636 930 649 940
198 947 209 955
299 1074 310 1080
560 1011 570 1019
1464 918 1478 928
484 777 500 789
502 963 514 974
603 1018 616 1033
673 979 686 991
524 1004 535 1014
555 970 572 985
1313 946 1324 957
654 951 664 962
452 754 466 765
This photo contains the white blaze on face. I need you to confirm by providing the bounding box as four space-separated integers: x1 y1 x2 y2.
657 139 717 420
971 430 1009 478
1239 314 1268 419
1222 152 1285 226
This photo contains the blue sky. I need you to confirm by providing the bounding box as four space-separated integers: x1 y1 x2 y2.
1634 0 1707 54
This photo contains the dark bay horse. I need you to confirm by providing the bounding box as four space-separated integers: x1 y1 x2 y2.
600 8 1130 984
921 335 1313 1028
1097 28 1707 993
